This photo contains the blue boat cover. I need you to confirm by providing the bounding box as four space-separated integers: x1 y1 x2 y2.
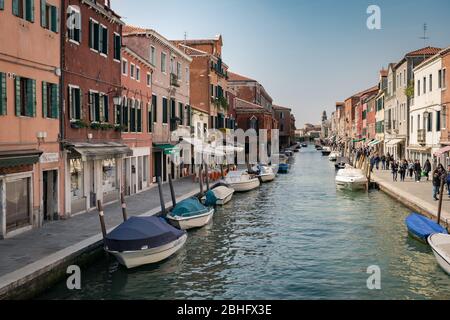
405 213 448 241
105 216 185 252
278 163 289 173
204 190 218 207
171 197 209 218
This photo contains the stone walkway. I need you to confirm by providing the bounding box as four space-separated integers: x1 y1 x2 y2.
371 169 450 225
0 177 200 278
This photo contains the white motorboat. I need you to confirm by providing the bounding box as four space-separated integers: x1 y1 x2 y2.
335 165 367 190
428 233 450 275
210 185 234 205
224 170 260 192
166 197 215 230
258 165 276 182
328 152 339 162
321 147 332 156
104 216 187 269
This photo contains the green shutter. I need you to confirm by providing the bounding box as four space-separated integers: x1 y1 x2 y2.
95 94 100 122
15 77 21 116
42 81 47 117
0 0 4 10
40 0 46 28
102 27 108 55
51 84 59 118
104 95 109 122
12 0 19 16
0 73 6 115
26 79 36 117
26 0 34 22
51 6 58 33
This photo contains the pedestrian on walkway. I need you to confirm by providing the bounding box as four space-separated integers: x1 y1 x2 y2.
423 159 432 181
386 153 391 171
408 160 414 179
432 164 446 201
375 153 380 170
392 161 399 182
414 160 422 182
381 155 386 170
447 164 450 197
399 159 407 182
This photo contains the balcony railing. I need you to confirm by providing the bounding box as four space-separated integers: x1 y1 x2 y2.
170 73 180 87
417 129 426 145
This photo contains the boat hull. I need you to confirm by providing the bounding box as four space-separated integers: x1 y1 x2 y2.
322 151 331 156
216 192 233 205
260 173 276 182
228 178 260 192
167 208 215 230
106 233 187 269
428 233 450 275
405 213 448 243
335 180 366 191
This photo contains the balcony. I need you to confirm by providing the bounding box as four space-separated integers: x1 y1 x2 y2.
417 129 426 145
170 73 180 87
211 59 227 78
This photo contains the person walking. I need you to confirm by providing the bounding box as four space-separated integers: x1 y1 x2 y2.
414 160 422 182
423 159 432 181
386 154 391 171
408 160 415 179
399 160 407 182
381 155 386 170
392 161 399 182
431 164 446 201
446 164 450 197
375 153 380 170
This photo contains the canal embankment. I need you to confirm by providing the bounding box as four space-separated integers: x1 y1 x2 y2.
0 177 200 300
371 170 450 230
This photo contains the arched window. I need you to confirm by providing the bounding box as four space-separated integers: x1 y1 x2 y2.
130 98 136 132
123 97 129 132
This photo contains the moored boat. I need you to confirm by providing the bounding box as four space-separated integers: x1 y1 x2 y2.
405 213 448 243
301 143 308 148
104 216 187 269
278 163 289 174
428 233 450 274
321 147 331 156
335 166 367 190
258 165 276 182
328 152 339 162
224 170 260 192
166 197 215 230
210 184 234 205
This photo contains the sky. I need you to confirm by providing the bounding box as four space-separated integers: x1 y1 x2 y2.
111 0 450 127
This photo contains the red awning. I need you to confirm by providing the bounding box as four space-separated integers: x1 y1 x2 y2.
434 146 450 157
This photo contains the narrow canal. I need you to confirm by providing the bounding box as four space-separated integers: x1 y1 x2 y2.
40 146 450 300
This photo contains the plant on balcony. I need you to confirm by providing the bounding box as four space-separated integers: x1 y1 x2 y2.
100 123 114 131
70 119 88 129
114 124 125 132
90 122 102 130
214 96 229 111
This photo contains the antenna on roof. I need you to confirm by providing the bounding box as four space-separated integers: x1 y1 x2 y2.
419 23 429 47
183 32 187 53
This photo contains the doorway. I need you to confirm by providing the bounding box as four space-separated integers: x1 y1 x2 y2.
42 170 58 221
154 151 162 182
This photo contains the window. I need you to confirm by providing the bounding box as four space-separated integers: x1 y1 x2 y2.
443 69 447 89
89 91 108 122
418 115 421 130
137 101 142 132
130 64 135 79
115 96 124 126
122 98 129 131
437 110 441 131
6 177 31 231
439 70 443 88
210 84 214 98
417 80 421 97
67 5 81 42
0 0 4 10
430 74 433 92
12 0 34 22
70 159 84 200
423 77 426 94
411 116 413 133
129 99 136 132
146 73 151 87
102 159 117 193
136 66 140 81
41 0 59 33
162 97 168 123
89 20 107 55
68 86 81 120
0 72 6 115
161 52 166 73
186 67 189 83
427 113 432 132
113 33 121 61
152 94 157 123
147 102 152 132
42 82 59 118
150 46 156 66
15 76 36 117
177 62 182 79
178 102 183 125
122 59 128 76
186 105 191 126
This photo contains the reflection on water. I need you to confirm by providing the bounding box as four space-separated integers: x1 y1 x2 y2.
40 147 450 300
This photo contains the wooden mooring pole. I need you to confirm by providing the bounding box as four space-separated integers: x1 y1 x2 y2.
204 162 210 191
168 175 177 207
157 176 166 214
437 178 445 224
120 192 128 222
97 200 107 240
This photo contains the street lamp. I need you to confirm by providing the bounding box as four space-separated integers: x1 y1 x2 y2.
113 96 122 106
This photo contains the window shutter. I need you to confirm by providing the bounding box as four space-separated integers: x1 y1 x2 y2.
99 25 103 52
15 77 21 115
12 0 19 16
52 84 59 118
51 6 59 33
104 95 109 122
42 81 47 117
89 20 93 48
28 79 36 117
40 0 46 28
26 0 34 22
88 92 93 121
68 87 73 119
0 73 6 115
0 0 4 10
102 27 108 55
95 94 100 122
77 88 82 120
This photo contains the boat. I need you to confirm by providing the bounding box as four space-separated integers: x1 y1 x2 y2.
335 157 350 170
224 170 260 192
209 183 234 205
166 197 215 230
315 145 323 151
321 147 331 156
293 148 300 153
278 163 289 174
405 213 448 243
301 143 307 148
284 150 294 158
257 165 276 182
328 152 339 162
335 165 367 190
104 216 187 269
428 233 450 274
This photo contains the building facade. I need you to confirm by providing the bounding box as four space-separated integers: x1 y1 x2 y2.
274 105 293 149
0 0 63 238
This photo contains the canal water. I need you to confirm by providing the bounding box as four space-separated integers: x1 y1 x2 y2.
40 146 450 300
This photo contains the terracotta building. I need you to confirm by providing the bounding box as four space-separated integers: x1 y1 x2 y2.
273 105 293 149
172 36 232 139
440 48 450 146
123 26 192 183
120 46 153 196
60 0 129 216
0 0 63 238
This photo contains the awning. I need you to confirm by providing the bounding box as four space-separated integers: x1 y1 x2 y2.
386 138 404 147
0 149 43 168
353 138 366 143
153 143 180 155
368 139 382 147
67 142 132 161
434 146 450 157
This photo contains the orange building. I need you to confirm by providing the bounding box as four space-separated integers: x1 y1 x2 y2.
0 0 63 238
120 46 153 196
